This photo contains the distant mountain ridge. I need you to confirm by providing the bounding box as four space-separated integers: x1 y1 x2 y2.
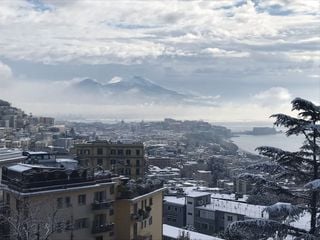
66 76 188 104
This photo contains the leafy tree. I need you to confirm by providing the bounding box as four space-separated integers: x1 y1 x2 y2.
225 98 320 239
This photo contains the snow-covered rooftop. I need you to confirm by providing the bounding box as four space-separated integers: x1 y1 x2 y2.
164 196 186 206
197 199 268 219
187 191 211 198
163 224 223 240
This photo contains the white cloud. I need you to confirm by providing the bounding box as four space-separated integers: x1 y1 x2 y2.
0 61 13 87
253 87 292 106
202 48 250 58
0 0 318 66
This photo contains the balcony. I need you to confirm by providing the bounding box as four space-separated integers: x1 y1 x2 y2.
131 208 151 222
91 200 113 210
91 223 114 234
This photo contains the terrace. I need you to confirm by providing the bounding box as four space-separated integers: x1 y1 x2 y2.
1 164 117 193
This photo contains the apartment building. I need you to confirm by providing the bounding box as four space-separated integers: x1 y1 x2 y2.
74 141 145 179
1 164 118 240
163 196 186 228
163 187 268 236
115 187 164 240
0 163 163 240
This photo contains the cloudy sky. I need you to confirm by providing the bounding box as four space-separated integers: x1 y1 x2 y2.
0 0 319 122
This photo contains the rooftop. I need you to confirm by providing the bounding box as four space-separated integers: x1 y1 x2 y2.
197 199 268 219
163 224 223 240
2 163 116 193
164 196 186 206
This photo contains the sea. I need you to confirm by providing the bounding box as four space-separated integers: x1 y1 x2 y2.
217 122 305 154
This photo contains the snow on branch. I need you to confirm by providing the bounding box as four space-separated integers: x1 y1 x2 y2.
291 98 320 120
263 202 303 221
293 233 319 240
246 162 284 173
238 173 266 185
224 219 288 240
304 179 320 191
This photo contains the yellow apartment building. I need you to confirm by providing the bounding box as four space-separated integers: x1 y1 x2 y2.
73 141 145 179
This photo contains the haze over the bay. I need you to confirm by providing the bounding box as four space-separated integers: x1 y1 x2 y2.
0 0 319 121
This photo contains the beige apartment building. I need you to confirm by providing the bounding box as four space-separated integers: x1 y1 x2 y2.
74 141 145 179
0 163 163 240
115 188 164 240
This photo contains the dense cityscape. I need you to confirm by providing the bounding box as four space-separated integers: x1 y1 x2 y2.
0 98 319 240
1 1 319 240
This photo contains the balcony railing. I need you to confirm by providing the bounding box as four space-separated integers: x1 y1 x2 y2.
131 208 151 222
91 223 114 234
91 200 114 210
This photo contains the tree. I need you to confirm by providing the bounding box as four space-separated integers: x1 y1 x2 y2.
0 198 65 240
225 98 320 239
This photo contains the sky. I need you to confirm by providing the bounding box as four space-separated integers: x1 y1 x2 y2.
0 0 319 122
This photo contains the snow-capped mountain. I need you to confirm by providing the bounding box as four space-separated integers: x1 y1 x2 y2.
66 76 187 104
63 76 219 106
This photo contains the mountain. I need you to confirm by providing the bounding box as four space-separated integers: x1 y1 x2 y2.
66 76 187 104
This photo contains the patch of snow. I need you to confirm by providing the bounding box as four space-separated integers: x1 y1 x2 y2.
163 224 223 240
108 76 122 84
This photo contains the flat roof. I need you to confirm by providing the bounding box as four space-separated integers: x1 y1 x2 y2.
163 224 223 240
164 196 186 206
186 191 211 197
197 199 268 219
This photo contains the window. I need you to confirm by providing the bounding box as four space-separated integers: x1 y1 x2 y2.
133 223 138 236
97 148 103 155
109 209 114 216
126 149 131 155
136 149 140 155
57 197 63 208
188 212 192 216
97 159 103 166
149 216 153 225
65 197 72 207
78 194 86 205
144 220 147 228
227 216 233 221
56 222 63 233
16 199 21 210
136 168 140 175
187 201 193 205
6 193 10 205
149 197 153 206
174 207 177 212
167 206 171 210
65 220 72 231
117 149 124 155
202 223 208 229
126 159 130 165
111 159 116 164
110 149 116 155
94 191 106 202
140 221 143 229
95 237 103 240
75 218 88 229
110 185 115 195
109 231 114 237
94 214 106 226
136 159 140 166
134 203 138 214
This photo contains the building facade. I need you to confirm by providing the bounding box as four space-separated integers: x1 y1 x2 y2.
0 163 163 240
74 141 145 179
115 188 164 240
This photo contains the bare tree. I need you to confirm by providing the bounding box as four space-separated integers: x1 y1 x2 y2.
0 197 65 240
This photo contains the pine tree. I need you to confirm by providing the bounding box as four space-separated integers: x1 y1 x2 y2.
225 98 320 239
